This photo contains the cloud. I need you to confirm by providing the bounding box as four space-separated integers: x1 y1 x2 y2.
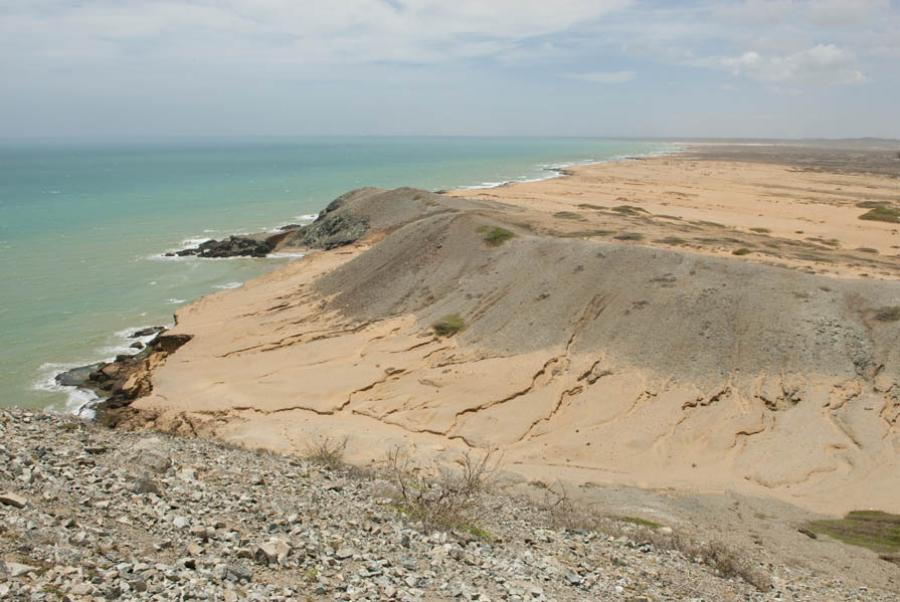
0 0 633 66
716 44 866 85
566 70 635 84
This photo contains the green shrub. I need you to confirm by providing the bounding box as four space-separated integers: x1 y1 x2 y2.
614 232 644 241
433 314 465 336
859 206 900 223
479 226 516 246
732 247 752 256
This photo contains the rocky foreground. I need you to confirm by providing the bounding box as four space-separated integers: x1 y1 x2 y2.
1 408 894 601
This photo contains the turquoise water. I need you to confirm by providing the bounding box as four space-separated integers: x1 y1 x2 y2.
0 137 672 411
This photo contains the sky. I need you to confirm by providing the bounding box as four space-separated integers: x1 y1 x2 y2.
1 0 898 139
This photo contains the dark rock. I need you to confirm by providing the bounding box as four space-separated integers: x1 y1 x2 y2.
130 341 145 350
175 236 274 258
278 224 302 230
55 363 104 387
130 326 165 338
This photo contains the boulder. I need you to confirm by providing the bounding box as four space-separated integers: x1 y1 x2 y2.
55 363 104 387
171 236 274 258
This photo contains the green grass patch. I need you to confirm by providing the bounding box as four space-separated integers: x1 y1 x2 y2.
478 225 516 246
433 314 466 337
616 516 663 529
874 306 900 322
732 247 752 256
859 206 900 223
807 511 900 555
857 200 890 209
611 205 649 216
553 211 586 221
461 524 495 541
556 229 614 238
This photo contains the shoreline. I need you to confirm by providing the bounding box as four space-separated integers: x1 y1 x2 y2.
69 144 900 518
48 146 682 417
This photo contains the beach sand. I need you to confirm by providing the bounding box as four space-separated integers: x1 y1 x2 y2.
111 146 899 522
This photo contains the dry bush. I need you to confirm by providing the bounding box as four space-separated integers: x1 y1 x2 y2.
384 447 500 533
306 437 348 470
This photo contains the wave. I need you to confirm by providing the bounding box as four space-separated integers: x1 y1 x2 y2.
214 281 243 290
33 362 100 418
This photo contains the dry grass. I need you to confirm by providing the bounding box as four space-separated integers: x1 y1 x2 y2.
306 437 348 470
384 447 500 534
873 306 900 322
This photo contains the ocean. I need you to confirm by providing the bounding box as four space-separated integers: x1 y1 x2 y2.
0 137 673 411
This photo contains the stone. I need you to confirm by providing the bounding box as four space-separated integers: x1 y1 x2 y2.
130 326 166 338
69 582 94 596
0 491 27 508
173 516 191 529
7 562 37 577
254 538 291 565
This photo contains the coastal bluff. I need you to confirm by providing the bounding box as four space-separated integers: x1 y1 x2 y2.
97 155 900 517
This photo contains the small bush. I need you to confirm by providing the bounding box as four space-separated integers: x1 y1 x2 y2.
857 247 879 254
614 232 644 241
479 226 516 246
874 306 900 322
306 437 347 469
384 447 499 533
732 247 752 256
859 206 900 223
433 314 465 337
749 227 771 234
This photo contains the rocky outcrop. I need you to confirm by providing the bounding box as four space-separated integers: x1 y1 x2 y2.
55 331 192 423
167 236 275 258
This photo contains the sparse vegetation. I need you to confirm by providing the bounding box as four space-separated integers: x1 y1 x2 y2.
859 206 900 223
617 516 663 529
611 205 649 216
384 447 499 533
432 313 466 337
857 200 889 209
538 482 772 592
857 247 879 254
749 227 771 234
807 511 900 555
655 236 687 245
874 306 900 322
306 437 347 469
552 211 585 221
614 232 644 241
478 225 516 246
732 247 752 256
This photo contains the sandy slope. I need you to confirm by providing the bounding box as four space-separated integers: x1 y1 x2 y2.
121 151 900 517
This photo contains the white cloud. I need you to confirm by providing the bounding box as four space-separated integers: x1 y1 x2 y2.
566 70 635 84
717 44 866 85
0 0 633 65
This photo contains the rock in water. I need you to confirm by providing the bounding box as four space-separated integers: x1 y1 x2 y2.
170 236 274 258
130 326 166 338
55 363 104 387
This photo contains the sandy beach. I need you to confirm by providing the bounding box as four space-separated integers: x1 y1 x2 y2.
91 144 899 525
